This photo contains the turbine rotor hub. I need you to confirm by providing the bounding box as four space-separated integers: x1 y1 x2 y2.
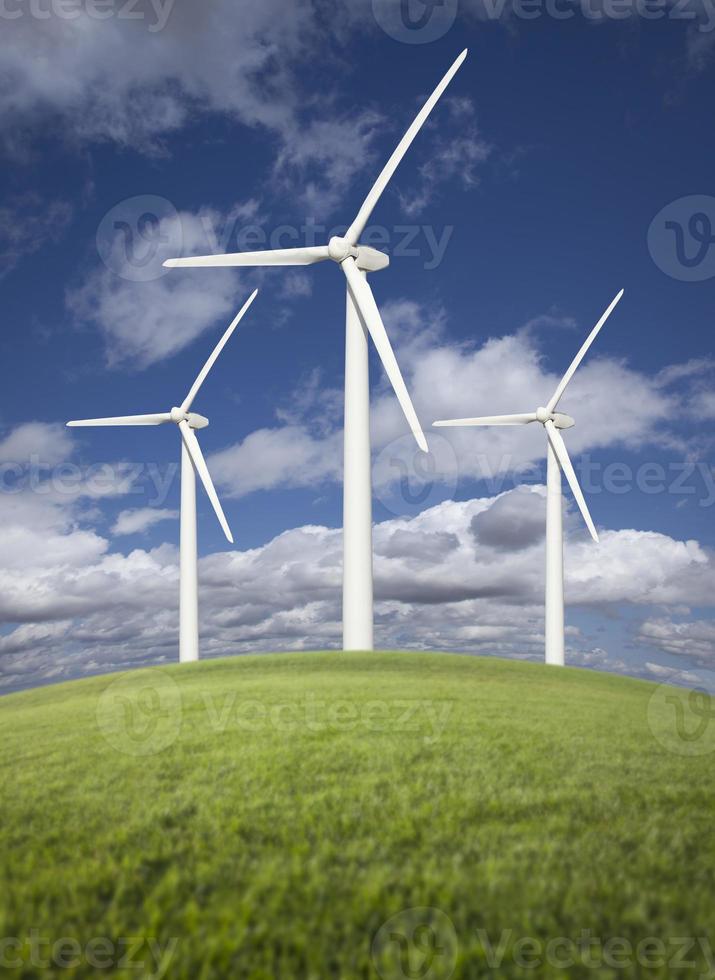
328 236 356 263
170 406 186 424
536 407 551 424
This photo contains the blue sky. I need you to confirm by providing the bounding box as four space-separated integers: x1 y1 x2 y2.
1 0 715 691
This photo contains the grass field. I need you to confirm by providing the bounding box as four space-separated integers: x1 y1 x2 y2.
1 651 714 978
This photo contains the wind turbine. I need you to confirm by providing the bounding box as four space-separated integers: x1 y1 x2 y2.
162 50 468 653
434 289 624 666
67 290 259 664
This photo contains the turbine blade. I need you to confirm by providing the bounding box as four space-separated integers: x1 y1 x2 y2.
545 420 599 543
66 413 172 427
181 290 258 413
164 246 331 269
546 289 625 413
179 421 233 543
344 50 468 246
341 257 427 453
434 413 538 427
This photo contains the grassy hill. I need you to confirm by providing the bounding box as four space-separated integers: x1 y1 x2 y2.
1 651 714 978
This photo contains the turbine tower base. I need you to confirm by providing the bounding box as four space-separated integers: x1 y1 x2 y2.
342 270 374 652
545 441 565 666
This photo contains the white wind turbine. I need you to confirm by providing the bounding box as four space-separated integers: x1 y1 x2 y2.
162 50 468 652
67 290 258 664
434 289 624 666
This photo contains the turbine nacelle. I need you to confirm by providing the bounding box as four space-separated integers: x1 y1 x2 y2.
327 236 390 273
433 289 626 548
536 407 574 429
170 407 209 429
66 290 259 549
158 52 473 461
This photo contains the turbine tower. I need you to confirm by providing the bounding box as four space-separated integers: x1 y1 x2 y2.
162 50 468 653
434 289 624 666
67 290 258 663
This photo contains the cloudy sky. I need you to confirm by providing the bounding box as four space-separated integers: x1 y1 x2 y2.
1 0 715 692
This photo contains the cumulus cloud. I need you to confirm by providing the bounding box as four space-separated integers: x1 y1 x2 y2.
209 297 698 503
0 422 74 466
209 425 343 499
0 1 334 150
2 477 715 691
66 206 253 368
0 0 390 216
638 619 715 666
0 422 146 579
470 487 545 551
112 507 179 536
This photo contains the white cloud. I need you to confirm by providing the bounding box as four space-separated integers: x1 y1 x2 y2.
208 298 694 502
209 425 342 499
66 207 251 368
279 272 313 300
0 1 314 150
639 619 715 666
2 477 715 691
397 97 492 218
112 507 179 536
0 422 74 466
644 661 703 684
274 110 385 215
0 0 387 208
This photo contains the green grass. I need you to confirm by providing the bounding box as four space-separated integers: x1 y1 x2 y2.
1 651 714 978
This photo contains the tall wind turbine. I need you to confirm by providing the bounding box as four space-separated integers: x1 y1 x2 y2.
162 50 468 653
434 289 624 666
67 290 258 663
